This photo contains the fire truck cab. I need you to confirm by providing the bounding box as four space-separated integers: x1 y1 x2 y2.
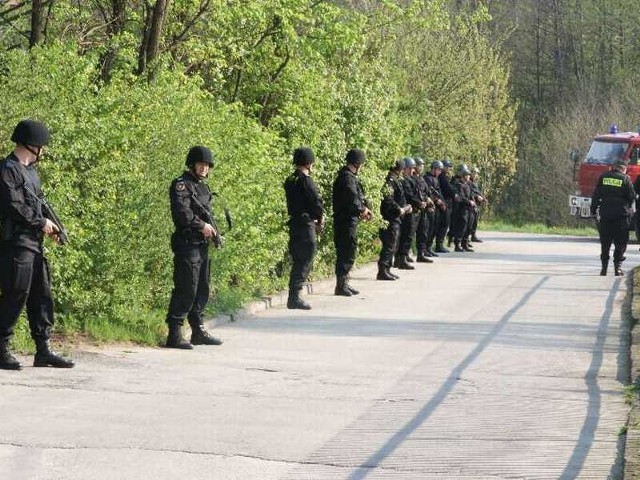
569 127 640 218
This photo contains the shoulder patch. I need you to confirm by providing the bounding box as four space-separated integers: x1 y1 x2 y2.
175 181 187 192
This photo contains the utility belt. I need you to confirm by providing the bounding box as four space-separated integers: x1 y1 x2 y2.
288 213 315 226
176 228 207 245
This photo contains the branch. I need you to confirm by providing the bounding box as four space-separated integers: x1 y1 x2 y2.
166 0 210 50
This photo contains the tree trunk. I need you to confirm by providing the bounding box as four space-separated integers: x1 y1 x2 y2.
30 0 45 47
100 0 128 82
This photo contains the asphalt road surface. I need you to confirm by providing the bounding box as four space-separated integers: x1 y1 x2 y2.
0 232 633 479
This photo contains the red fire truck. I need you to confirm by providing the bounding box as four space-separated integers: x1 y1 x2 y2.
569 126 640 218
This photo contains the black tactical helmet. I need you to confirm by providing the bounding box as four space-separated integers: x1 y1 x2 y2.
11 120 50 147
346 149 366 166
415 157 425 166
392 159 405 171
431 160 444 170
442 159 453 168
293 147 315 166
403 157 416 168
457 163 471 176
186 145 214 167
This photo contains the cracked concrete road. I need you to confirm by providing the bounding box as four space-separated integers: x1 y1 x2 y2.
0 232 633 479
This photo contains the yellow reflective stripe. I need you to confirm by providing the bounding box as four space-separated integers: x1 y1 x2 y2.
602 177 623 187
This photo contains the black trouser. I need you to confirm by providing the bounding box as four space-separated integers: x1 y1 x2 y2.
469 208 479 237
427 209 439 249
166 243 210 328
598 217 630 263
378 219 401 268
451 205 471 241
334 217 358 277
288 223 317 291
436 201 452 243
0 247 54 343
397 212 418 257
416 210 430 255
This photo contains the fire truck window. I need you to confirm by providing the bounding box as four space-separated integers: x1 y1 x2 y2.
632 148 640 165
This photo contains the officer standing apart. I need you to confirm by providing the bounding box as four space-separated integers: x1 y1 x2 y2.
166 146 223 349
332 149 372 297
377 159 412 280
591 159 635 276
284 147 324 310
0 120 74 370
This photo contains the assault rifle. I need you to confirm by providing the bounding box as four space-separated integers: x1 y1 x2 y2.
23 186 69 245
190 192 232 249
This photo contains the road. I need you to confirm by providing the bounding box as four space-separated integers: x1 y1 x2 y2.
0 232 633 479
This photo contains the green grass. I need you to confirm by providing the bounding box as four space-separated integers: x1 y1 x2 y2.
480 220 598 237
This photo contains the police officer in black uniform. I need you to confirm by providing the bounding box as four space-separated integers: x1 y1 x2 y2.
591 159 635 276
284 147 324 310
0 120 74 370
468 166 486 243
332 149 372 297
413 158 435 263
377 159 412 280
395 157 420 270
166 146 223 349
424 160 446 257
450 164 476 252
436 159 455 252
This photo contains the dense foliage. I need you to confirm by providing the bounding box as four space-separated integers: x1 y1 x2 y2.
0 1 517 344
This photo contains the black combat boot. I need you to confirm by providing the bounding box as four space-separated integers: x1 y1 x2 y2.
166 323 193 349
435 242 449 253
454 240 464 252
461 240 474 252
471 235 483 243
405 254 415 263
335 276 353 296
416 251 434 263
0 340 22 371
33 339 75 368
426 247 439 257
600 256 609 276
376 266 396 281
614 263 624 276
287 289 311 310
190 325 223 345
394 257 415 270
345 276 360 295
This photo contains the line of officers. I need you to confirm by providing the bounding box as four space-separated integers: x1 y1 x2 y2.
0 119 489 367
284 147 487 310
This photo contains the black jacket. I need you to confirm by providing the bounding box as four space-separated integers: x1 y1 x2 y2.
591 170 635 221
170 170 214 246
332 166 367 221
284 169 324 226
451 176 474 208
0 154 48 252
380 170 406 221
438 172 456 202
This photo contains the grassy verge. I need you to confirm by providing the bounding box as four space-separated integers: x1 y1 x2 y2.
480 220 598 237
